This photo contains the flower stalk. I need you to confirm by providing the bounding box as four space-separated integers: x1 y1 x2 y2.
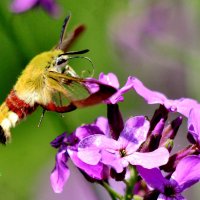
124 166 137 200
102 181 123 200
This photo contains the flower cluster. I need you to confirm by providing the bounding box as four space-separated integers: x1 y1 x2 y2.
50 73 200 200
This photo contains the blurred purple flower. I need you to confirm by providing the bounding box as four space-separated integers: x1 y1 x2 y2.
78 116 169 173
137 155 200 200
50 118 109 193
10 0 60 16
111 1 197 98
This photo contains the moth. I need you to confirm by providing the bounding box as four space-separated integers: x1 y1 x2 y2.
0 15 116 144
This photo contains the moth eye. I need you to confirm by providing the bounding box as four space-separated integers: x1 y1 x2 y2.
54 56 69 73
56 57 67 66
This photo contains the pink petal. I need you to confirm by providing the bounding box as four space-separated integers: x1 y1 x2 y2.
78 134 119 165
137 166 166 192
127 147 169 168
171 155 200 191
101 150 124 173
131 77 167 104
79 134 119 149
50 150 70 193
99 73 120 89
77 148 102 165
68 149 108 180
94 117 109 136
175 98 199 117
119 116 150 153
188 108 200 144
108 76 134 104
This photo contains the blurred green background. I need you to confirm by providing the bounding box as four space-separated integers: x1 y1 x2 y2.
0 0 200 199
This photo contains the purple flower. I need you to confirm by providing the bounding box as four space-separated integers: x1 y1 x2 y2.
98 73 124 104
99 73 120 89
131 77 199 117
110 76 199 118
50 119 109 193
137 155 200 200
10 0 60 16
78 116 169 173
50 149 70 193
188 107 200 145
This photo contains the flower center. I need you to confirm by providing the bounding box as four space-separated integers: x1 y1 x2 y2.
164 184 176 197
119 149 127 157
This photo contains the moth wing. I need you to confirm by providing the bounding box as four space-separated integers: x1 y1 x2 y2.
46 71 90 107
47 71 116 108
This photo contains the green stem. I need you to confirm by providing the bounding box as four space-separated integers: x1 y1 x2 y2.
102 181 123 200
124 166 138 200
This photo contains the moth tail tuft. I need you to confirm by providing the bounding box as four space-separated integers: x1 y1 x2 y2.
0 126 8 145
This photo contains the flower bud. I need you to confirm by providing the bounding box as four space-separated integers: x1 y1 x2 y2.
107 104 124 140
160 116 183 146
161 144 200 172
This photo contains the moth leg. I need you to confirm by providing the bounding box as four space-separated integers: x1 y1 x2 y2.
42 102 77 113
38 109 46 127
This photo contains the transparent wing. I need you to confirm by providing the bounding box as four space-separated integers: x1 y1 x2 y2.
46 71 116 109
47 71 90 107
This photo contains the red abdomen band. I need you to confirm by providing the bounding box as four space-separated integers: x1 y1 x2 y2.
6 90 38 119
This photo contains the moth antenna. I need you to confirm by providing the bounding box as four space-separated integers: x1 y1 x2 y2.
38 109 46 127
67 56 94 77
58 25 85 52
59 14 71 49
61 49 89 55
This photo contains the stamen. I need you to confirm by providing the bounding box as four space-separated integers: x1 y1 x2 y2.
119 149 127 157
